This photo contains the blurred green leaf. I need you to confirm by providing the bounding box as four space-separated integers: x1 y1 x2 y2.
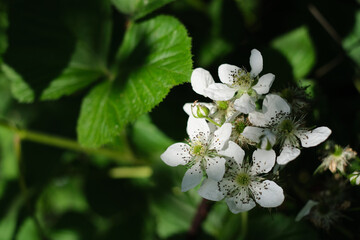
247 213 318 240
112 0 174 20
37 177 88 218
131 114 173 157
15 217 41 240
151 189 200 238
1 63 34 103
343 10 360 67
0 194 24 240
77 15 192 147
271 26 316 79
0 128 17 180
0 2 8 60
41 0 112 100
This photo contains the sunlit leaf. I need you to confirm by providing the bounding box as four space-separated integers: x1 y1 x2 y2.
271 26 316 79
112 0 174 20
40 0 112 100
77 15 192 147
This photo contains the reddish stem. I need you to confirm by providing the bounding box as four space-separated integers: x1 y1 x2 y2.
186 198 214 240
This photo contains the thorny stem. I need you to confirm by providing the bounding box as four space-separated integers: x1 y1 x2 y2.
186 198 214 240
0 119 141 164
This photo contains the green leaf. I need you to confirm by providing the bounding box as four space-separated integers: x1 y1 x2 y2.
0 2 8 59
40 0 112 100
151 190 200 238
0 127 17 180
112 0 174 20
0 194 24 240
77 15 192 147
1 63 35 103
343 10 360 67
131 114 174 157
15 218 41 240
271 26 316 79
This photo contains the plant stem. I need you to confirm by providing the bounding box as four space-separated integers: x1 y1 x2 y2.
186 198 214 240
205 117 221 127
0 119 140 164
240 211 248 240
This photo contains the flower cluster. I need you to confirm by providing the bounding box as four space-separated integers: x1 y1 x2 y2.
161 49 332 213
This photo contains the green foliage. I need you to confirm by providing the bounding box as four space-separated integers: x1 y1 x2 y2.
0 2 8 60
1 64 34 103
40 0 112 100
271 26 316 80
112 0 174 20
77 15 192 147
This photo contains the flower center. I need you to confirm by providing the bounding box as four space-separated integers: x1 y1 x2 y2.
236 172 251 186
191 142 206 156
231 69 254 91
278 119 294 134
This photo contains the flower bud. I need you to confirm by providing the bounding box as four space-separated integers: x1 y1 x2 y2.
196 104 210 118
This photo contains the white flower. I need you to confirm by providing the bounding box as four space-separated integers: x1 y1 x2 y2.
244 94 332 165
350 171 360 185
160 117 232 192
190 50 275 114
198 144 284 213
206 49 275 114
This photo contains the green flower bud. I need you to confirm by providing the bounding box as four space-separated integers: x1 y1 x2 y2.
193 104 210 118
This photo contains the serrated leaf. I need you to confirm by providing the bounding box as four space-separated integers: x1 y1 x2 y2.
40 0 112 100
112 0 174 20
271 26 315 79
77 15 192 147
1 63 34 103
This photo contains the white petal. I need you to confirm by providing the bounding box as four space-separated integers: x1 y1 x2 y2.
219 141 245 166
249 94 291 127
250 49 263 77
181 162 203 192
186 117 210 141
277 146 301 165
296 127 332 148
210 123 232 151
183 103 192 116
241 126 263 143
259 130 276 149
252 73 275 95
218 64 241 85
205 156 226 181
225 190 256 213
191 68 215 97
203 83 237 101
198 178 224 201
250 180 284 208
250 149 276 175
161 143 191 166
242 126 276 149
233 93 256 114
